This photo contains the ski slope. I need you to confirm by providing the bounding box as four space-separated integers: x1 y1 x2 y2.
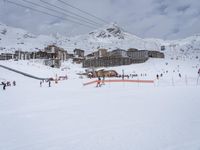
1 59 200 150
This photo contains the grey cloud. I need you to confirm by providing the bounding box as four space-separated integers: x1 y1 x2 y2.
177 4 190 12
0 0 200 40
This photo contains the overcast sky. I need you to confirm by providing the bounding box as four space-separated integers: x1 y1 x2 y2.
0 0 200 40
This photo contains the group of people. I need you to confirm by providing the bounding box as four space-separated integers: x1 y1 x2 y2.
156 72 182 80
40 79 52 87
1 80 16 90
156 73 164 80
117 73 148 79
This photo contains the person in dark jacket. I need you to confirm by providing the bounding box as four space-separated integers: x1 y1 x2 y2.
156 74 159 80
179 73 182 78
48 80 51 87
1 82 6 90
13 81 16 86
40 81 42 87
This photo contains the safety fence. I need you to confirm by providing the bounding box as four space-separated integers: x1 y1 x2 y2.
83 79 154 86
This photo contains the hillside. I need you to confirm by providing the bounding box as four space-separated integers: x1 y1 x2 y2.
0 23 54 52
1 58 200 150
1 22 200 59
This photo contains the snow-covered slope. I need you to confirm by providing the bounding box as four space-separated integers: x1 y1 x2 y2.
1 59 200 150
0 23 55 53
167 35 200 59
60 24 163 52
1 22 200 58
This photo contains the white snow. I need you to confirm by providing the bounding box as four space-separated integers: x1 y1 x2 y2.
1 22 200 56
1 58 200 150
1 22 200 150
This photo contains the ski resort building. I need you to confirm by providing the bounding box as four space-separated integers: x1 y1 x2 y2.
73 49 85 64
83 56 133 68
42 45 68 68
74 49 84 58
15 51 31 60
44 45 68 61
148 50 165 58
0 53 14 60
127 49 149 63
83 48 164 68
109 49 128 58
98 49 108 57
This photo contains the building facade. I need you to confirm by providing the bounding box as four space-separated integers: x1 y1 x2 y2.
148 51 165 58
127 50 149 63
0 53 14 60
74 49 85 58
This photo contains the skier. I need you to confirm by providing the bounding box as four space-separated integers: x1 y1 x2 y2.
198 68 200 75
179 73 182 78
40 81 42 87
6 81 11 86
96 76 101 87
13 81 16 86
197 69 200 85
48 80 51 87
1 82 6 90
156 74 159 80
88 72 92 79
156 74 158 79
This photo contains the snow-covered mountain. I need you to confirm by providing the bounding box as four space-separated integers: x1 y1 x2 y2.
0 23 56 53
59 24 164 52
1 22 200 58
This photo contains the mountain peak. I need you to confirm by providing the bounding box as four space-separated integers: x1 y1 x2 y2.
89 23 125 39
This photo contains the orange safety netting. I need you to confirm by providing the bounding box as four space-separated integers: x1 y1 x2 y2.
83 79 154 86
